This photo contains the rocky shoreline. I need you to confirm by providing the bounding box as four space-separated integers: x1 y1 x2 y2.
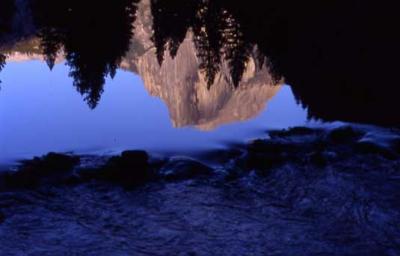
1 125 400 255
1 125 400 190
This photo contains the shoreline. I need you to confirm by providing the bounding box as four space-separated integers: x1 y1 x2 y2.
1 124 400 190
1 124 400 255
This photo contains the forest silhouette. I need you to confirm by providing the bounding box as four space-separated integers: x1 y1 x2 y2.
31 0 139 108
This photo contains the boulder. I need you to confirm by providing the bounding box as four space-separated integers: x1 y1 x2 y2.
355 140 396 160
159 157 213 181
96 150 152 186
107 150 149 169
4 153 80 188
20 153 80 174
328 126 363 144
246 140 292 171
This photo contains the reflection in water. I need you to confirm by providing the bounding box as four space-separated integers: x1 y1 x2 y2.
1 0 284 127
0 0 15 83
31 0 140 108
146 0 400 126
0 60 307 163
127 0 282 130
1 0 400 128
0 0 300 162
2 0 282 109
0 54 5 80
0 0 15 37
151 0 264 88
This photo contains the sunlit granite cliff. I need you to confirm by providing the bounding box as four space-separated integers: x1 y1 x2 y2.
121 0 282 130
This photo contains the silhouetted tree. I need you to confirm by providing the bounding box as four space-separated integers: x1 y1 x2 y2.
32 0 139 108
151 0 201 65
151 0 258 88
0 0 15 37
192 2 223 88
0 0 15 85
38 28 63 70
0 54 5 84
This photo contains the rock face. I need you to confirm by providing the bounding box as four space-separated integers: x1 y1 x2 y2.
122 0 282 130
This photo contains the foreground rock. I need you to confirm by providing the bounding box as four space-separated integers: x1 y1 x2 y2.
159 157 214 181
0 211 5 224
243 126 400 175
1 153 80 189
327 126 363 143
79 150 154 187
1 126 400 255
0 150 215 190
245 127 325 173
1 125 399 190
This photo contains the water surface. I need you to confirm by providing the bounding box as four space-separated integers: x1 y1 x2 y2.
0 60 308 164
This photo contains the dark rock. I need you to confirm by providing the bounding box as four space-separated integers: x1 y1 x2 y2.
309 151 328 167
0 211 5 224
269 127 320 138
355 141 397 160
96 150 152 186
148 156 169 170
248 139 287 154
159 158 213 181
328 126 363 144
21 153 80 175
121 150 149 165
246 140 292 171
197 148 245 164
223 165 243 181
77 168 100 182
106 150 149 169
246 153 284 172
4 153 80 188
390 138 400 154
107 151 149 170
62 174 82 186
0 172 9 189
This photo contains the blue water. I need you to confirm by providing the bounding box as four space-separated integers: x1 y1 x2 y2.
0 61 309 163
